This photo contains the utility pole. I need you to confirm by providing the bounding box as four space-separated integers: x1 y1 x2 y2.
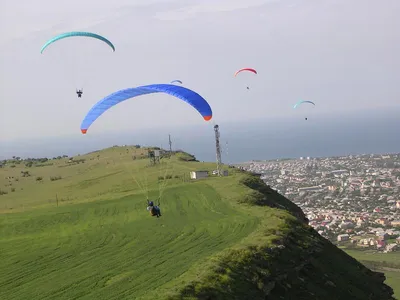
214 124 222 176
168 134 172 153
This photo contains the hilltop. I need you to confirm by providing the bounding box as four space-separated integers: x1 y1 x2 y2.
0 146 395 299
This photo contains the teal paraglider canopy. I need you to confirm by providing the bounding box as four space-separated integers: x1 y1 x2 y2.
293 100 316 121
40 32 115 53
293 100 315 109
80 84 213 134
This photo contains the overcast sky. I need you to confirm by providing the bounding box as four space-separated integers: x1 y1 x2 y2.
0 0 399 145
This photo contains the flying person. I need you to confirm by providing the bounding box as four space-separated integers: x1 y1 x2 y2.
147 198 161 218
234 68 256 91
305 117 308 121
76 89 83 98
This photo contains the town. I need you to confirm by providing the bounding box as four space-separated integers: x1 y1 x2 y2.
238 153 400 253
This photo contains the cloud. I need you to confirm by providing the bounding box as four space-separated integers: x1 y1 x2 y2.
0 0 173 42
154 0 281 21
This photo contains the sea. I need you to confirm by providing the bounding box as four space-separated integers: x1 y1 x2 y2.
1 107 399 163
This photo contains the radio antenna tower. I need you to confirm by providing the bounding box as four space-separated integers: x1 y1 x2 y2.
168 134 172 153
214 124 222 176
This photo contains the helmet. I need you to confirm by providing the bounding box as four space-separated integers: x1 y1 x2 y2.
149 201 154 206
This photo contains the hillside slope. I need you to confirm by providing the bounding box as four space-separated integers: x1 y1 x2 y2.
149 170 395 300
0 147 395 300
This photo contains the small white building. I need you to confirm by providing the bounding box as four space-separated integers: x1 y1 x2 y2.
337 234 350 242
190 171 209 180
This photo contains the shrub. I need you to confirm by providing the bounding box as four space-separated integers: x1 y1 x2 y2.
21 171 31 177
176 152 197 162
36 176 43 181
50 175 62 181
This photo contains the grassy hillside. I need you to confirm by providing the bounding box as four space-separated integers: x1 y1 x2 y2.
0 146 395 299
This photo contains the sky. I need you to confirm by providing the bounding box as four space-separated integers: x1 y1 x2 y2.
0 0 399 159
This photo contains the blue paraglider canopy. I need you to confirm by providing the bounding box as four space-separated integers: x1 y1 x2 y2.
80 84 213 134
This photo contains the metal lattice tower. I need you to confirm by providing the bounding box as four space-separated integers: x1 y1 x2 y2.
168 134 172 153
214 124 222 176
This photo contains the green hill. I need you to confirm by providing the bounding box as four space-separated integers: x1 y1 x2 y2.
0 146 395 299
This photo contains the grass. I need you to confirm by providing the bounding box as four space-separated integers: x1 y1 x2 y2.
0 185 259 299
0 147 260 299
344 249 400 299
0 146 396 299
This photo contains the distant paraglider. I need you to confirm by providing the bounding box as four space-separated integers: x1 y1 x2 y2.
80 84 213 134
41 31 115 97
170 80 183 84
234 68 257 90
293 100 315 120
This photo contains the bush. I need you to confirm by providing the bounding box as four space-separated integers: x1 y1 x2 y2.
165 174 172 179
36 176 43 181
21 171 31 177
0 189 8 195
238 190 266 206
50 175 62 181
174 175 180 179
176 152 197 162
158 176 164 180
11 188 15 192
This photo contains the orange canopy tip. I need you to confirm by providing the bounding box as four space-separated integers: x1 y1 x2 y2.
81 129 87 134
203 115 212 121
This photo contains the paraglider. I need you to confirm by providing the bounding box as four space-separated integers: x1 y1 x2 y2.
147 198 161 218
80 84 213 134
234 68 257 90
40 32 116 54
293 100 315 120
41 32 115 96
76 89 83 98
170 80 182 84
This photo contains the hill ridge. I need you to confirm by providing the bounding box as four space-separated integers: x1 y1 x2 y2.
0 146 395 299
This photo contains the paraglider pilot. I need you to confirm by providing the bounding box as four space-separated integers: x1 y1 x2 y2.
147 198 161 218
305 117 308 121
76 89 83 98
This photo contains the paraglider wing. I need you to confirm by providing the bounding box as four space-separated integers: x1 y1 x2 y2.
40 32 115 53
234 68 257 77
80 84 212 134
170 80 183 84
293 100 315 109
